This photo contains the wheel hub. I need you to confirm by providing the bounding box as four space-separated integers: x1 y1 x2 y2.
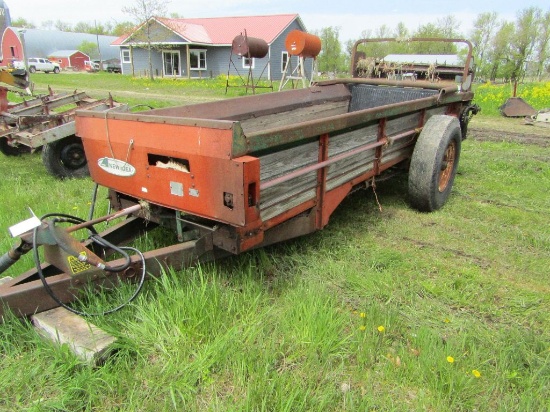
438 141 456 192
60 143 86 169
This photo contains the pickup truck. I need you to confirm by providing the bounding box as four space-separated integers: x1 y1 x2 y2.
27 58 61 74
104 61 121 73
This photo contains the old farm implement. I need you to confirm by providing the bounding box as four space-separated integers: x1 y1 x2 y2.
0 38 479 319
0 81 124 179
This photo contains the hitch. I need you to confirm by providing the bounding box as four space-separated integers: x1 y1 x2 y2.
0 203 223 320
0 204 152 318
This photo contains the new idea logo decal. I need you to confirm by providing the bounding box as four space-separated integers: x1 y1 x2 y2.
98 157 136 177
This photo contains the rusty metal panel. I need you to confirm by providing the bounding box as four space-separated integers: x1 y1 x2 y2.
77 115 261 227
499 97 537 117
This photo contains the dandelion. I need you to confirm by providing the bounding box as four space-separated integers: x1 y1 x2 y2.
359 325 366 331
377 325 385 333
444 318 450 323
446 356 455 363
472 369 481 378
360 312 366 318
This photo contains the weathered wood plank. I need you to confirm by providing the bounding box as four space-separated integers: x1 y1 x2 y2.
241 100 349 135
31 307 117 364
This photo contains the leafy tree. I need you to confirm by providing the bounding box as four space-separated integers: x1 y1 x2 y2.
72 21 113 35
315 26 347 75
487 21 515 81
122 0 171 80
79 40 100 60
533 11 550 80
73 22 94 34
375 25 392 38
470 12 499 79
394 22 409 40
411 23 445 53
113 21 136 37
436 15 462 39
509 7 542 81
54 20 72 32
412 17 460 54
11 18 36 29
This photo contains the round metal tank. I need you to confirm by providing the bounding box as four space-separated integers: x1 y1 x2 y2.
231 35 269 58
284 30 322 58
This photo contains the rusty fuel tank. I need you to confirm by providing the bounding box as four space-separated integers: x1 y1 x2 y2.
285 30 322 58
231 35 269 58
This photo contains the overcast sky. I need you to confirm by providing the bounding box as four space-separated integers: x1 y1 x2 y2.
7 0 550 43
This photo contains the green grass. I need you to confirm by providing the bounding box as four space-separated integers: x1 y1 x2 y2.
10 72 278 109
0 76 549 411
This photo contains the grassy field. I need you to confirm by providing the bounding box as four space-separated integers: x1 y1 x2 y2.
0 74 549 411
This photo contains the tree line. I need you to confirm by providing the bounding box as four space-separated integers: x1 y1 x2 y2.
315 7 549 82
11 6 550 82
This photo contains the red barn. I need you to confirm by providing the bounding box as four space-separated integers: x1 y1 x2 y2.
0 27 118 68
48 50 90 71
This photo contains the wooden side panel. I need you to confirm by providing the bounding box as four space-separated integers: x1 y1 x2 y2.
240 100 349 135
259 140 318 222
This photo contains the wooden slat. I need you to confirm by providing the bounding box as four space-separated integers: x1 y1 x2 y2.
241 100 349 135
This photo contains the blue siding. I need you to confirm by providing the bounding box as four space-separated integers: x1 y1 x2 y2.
119 17 316 81
120 47 164 77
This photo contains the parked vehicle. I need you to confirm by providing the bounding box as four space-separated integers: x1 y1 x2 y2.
27 58 61 74
104 61 121 73
85 61 100 72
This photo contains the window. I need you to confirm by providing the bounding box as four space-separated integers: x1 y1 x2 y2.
189 49 206 70
281 52 302 74
242 57 255 69
122 49 131 64
10 46 15 57
163 51 180 76
281 51 289 72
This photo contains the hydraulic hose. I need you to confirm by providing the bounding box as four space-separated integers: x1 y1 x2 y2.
32 212 146 316
0 241 32 275
0 251 18 274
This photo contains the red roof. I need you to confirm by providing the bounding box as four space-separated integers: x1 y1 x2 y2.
112 14 300 46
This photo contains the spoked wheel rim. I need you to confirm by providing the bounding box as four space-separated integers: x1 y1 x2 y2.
60 143 86 170
439 140 457 192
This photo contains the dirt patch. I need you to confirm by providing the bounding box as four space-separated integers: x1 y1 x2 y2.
468 116 550 147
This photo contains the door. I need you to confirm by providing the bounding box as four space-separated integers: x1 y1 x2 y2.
163 51 181 77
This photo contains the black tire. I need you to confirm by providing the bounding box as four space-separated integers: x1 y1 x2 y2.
42 135 89 179
29 66 36 73
53 67 60 74
408 115 462 212
0 137 30 156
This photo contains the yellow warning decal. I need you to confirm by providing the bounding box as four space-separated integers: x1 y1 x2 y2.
68 252 92 275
